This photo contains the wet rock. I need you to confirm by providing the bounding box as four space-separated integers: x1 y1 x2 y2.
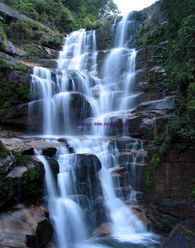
161 221 195 248
96 16 114 51
36 219 53 246
0 51 20 66
2 39 28 57
144 205 181 234
0 140 13 174
23 147 57 157
126 112 172 139
6 166 29 178
0 205 52 248
37 58 57 68
106 111 172 139
42 148 57 157
8 70 31 86
75 154 102 199
159 199 195 220
132 96 175 112
93 223 111 237
44 157 59 175
28 92 92 133
1 138 26 152
129 206 151 228
144 149 195 213
26 219 53 248
93 196 108 226
0 159 44 209
57 138 74 153
76 154 102 179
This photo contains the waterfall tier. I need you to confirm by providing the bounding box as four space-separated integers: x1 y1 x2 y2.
30 12 159 248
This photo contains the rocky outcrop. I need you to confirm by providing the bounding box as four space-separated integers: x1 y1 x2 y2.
161 221 195 248
144 148 195 221
75 154 102 200
0 2 52 32
0 138 61 209
0 205 53 248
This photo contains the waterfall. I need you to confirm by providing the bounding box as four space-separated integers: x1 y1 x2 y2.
30 11 158 248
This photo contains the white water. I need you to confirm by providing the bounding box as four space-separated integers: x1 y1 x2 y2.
30 11 158 248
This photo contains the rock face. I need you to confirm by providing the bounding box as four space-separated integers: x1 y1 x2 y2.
0 2 52 32
0 205 53 248
0 2 63 133
144 149 195 214
161 222 195 248
0 137 62 209
74 154 102 200
0 0 194 246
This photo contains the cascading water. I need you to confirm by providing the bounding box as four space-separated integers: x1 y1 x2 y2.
30 11 159 248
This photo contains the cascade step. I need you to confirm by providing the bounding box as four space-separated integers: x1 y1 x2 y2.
115 185 132 192
110 167 126 173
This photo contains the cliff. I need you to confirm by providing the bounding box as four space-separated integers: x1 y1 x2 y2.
0 0 194 247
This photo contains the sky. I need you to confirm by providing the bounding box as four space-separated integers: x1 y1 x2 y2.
113 0 158 14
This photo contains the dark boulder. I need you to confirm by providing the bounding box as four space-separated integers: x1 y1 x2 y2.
161 221 195 248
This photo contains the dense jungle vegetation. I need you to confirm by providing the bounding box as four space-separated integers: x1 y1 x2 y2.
138 0 195 150
1 0 118 32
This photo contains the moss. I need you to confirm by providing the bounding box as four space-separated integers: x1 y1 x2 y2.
38 34 62 49
0 57 12 70
137 0 195 149
21 163 44 199
13 152 28 166
150 154 161 168
0 162 44 207
0 176 18 203
1 0 118 33
1 101 12 108
23 163 42 181
153 135 172 154
191 189 195 196
7 19 44 44
12 63 31 72
15 85 30 100
0 82 15 98
144 168 154 188
0 145 9 159
0 22 7 50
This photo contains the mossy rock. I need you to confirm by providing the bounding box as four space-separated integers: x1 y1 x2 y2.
0 160 45 209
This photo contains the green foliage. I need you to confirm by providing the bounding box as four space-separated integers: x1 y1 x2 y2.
7 19 43 43
13 151 28 165
0 146 9 159
0 176 17 201
0 57 12 69
137 0 195 149
192 179 195 196
0 162 43 205
0 57 30 72
23 163 42 181
137 23 167 46
2 0 118 33
1 101 11 108
15 85 30 99
150 154 161 168
144 169 154 188
154 135 172 154
0 21 7 50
